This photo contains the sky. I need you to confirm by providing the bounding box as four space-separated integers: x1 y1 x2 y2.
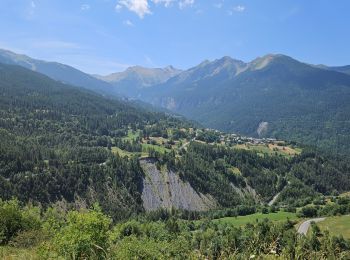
0 0 349 75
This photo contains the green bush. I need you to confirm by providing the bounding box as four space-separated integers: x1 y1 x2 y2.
9 229 49 248
53 205 112 259
0 199 41 245
0 199 23 244
298 206 318 218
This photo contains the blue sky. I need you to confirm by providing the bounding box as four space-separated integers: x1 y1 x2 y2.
0 0 349 74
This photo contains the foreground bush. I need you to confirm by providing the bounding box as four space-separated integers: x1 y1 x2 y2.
51 205 112 259
0 199 41 245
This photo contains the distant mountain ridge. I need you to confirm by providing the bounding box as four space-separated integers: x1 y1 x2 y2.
135 54 350 154
0 48 114 95
95 65 182 97
1 48 350 153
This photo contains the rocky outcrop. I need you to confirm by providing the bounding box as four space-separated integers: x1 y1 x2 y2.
230 182 261 202
140 158 216 211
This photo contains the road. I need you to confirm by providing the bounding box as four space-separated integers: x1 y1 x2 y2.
179 137 196 150
297 218 325 235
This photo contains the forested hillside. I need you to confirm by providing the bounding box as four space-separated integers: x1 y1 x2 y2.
1 62 350 258
0 63 192 220
4 49 350 155
134 55 350 155
1 62 350 213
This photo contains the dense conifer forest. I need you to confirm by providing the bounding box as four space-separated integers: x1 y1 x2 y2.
1 63 350 258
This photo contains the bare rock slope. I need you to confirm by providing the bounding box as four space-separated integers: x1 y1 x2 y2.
140 158 216 211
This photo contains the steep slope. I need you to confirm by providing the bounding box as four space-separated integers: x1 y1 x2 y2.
96 65 181 97
140 54 350 154
0 48 114 95
1 63 349 218
140 158 216 211
0 63 192 219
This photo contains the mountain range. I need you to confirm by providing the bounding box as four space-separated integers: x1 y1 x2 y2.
0 49 114 95
95 65 181 97
1 50 350 260
1 49 350 154
101 54 350 154
1 61 349 216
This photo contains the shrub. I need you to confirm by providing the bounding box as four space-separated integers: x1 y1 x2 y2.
0 199 23 244
261 207 269 214
9 229 49 248
53 205 112 259
298 206 318 218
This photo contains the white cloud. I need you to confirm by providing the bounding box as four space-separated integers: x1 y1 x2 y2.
117 0 152 18
179 0 194 9
115 4 123 11
228 5 246 15
123 19 134 26
233 5 245 12
115 0 196 18
152 0 174 8
81 4 90 11
25 0 36 18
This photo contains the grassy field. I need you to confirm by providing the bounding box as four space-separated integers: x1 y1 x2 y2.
340 191 350 197
0 246 39 260
317 215 350 239
111 147 143 158
142 143 170 154
214 211 298 227
234 143 301 158
122 130 140 141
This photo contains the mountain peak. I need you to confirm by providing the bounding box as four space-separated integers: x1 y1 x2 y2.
249 54 298 70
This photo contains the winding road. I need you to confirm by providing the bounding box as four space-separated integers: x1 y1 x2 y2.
297 218 325 235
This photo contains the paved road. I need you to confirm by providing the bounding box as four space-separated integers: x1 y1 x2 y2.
297 218 325 235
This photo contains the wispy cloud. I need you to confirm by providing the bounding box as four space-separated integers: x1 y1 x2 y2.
228 5 246 15
179 0 194 9
115 4 123 11
117 0 152 18
25 0 36 18
81 4 91 11
233 5 245 12
152 0 175 8
123 19 134 26
115 0 196 18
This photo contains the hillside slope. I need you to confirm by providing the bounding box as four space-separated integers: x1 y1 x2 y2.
139 55 350 154
0 63 349 221
0 48 114 95
0 63 194 219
